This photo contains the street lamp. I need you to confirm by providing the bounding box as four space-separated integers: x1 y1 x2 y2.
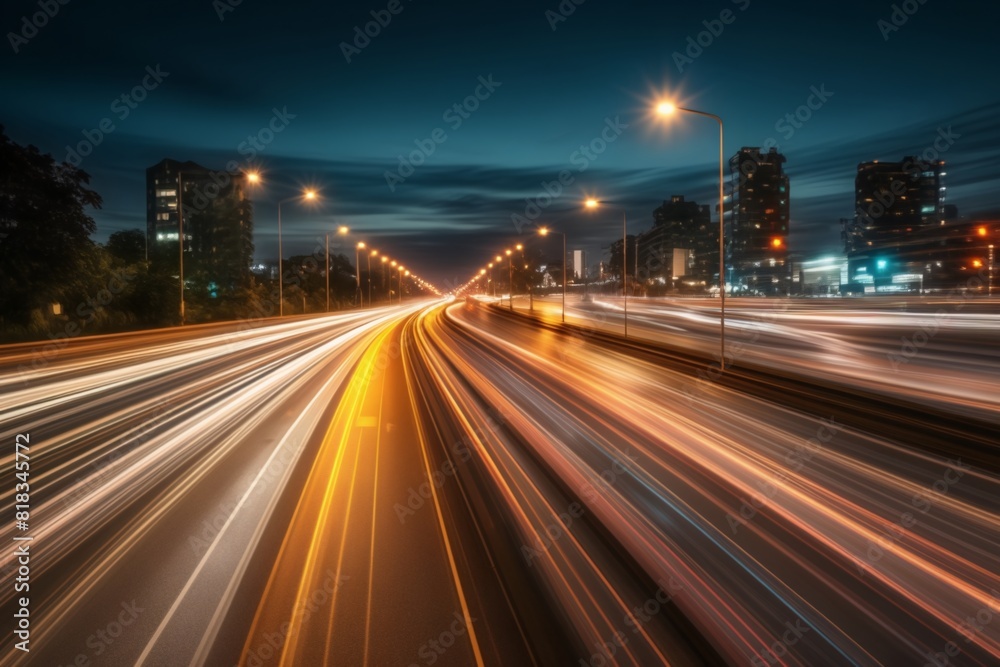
177 169 260 324
355 242 366 307
494 255 502 300
381 255 388 302
586 198 629 338
277 188 318 317
539 227 566 323
326 225 349 312
657 101 727 370
369 249 377 305
398 265 406 303
989 245 995 297
506 249 514 310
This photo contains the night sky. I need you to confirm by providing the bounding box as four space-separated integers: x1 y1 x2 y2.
3 0 998 287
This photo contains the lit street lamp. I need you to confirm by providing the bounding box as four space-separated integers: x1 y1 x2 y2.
177 169 260 324
355 242 366 307
326 225 349 312
278 188 318 317
381 255 389 302
505 248 514 310
539 227 566 323
657 101 727 370
586 198 629 338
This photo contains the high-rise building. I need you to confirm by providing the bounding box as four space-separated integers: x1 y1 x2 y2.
635 195 716 291
572 249 586 280
841 157 950 291
728 147 790 295
146 159 254 292
845 157 946 253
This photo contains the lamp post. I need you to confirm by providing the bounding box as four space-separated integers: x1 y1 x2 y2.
368 249 376 305
326 225 349 312
381 255 388 303
586 198 629 338
398 265 406 303
278 188 318 317
539 227 566 323
657 102 727 370
989 244 995 297
355 242 366 307
176 169 260 324
506 249 514 310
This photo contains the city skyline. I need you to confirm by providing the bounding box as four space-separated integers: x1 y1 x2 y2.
3 0 999 285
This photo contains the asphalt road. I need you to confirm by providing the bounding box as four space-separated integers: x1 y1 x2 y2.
0 297 997 666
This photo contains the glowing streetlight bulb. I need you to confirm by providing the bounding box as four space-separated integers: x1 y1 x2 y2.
657 101 677 116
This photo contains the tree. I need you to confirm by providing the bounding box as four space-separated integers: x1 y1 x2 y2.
107 229 146 265
0 125 103 326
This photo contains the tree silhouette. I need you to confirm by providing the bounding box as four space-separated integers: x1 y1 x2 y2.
0 125 102 326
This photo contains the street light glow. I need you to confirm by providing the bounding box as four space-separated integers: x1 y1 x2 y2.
657 101 677 115
338 225 349 235
585 198 599 208
304 189 317 200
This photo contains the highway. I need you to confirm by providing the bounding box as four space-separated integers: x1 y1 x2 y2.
511 293 1000 421
0 298 998 665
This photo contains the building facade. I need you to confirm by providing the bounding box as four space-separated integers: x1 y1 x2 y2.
145 159 254 292
728 147 790 295
635 195 716 292
841 157 952 291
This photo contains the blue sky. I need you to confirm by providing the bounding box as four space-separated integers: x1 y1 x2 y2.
2 0 998 286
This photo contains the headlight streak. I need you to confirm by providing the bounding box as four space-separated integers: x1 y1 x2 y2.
415 301 1000 665
0 308 412 666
